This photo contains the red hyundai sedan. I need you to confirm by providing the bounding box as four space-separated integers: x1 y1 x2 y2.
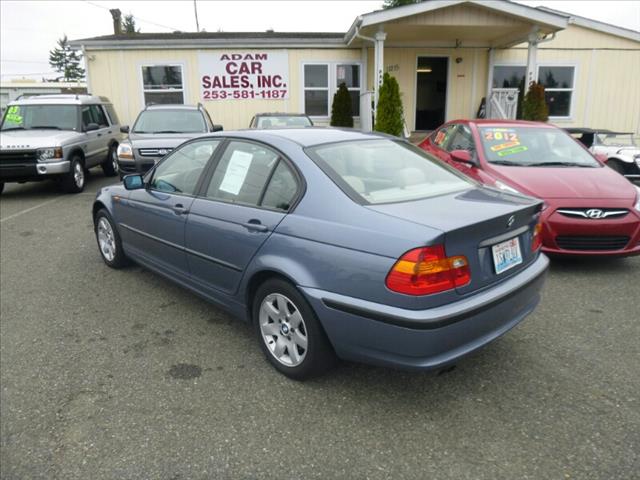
419 120 640 257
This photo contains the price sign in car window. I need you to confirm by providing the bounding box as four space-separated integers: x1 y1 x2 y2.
219 150 253 195
4 106 23 125
483 128 528 157
435 129 451 146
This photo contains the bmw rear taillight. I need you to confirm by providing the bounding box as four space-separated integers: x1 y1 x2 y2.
531 222 543 252
385 245 470 296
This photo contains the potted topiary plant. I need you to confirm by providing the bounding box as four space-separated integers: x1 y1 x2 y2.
374 72 404 136
330 83 354 128
522 81 549 122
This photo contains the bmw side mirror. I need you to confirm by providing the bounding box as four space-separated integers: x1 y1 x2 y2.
451 149 476 165
211 124 223 132
123 174 144 190
85 123 100 132
120 125 130 134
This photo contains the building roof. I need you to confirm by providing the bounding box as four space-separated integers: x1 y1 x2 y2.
536 6 640 43
70 0 639 50
345 0 569 45
69 31 346 49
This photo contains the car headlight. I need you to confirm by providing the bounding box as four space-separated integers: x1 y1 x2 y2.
117 142 134 161
494 180 523 195
635 186 640 212
37 147 63 162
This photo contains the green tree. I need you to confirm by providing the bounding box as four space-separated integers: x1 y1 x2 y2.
375 73 404 136
330 83 354 128
48 35 85 82
122 13 140 34
383 0 421 9
522 81 549 122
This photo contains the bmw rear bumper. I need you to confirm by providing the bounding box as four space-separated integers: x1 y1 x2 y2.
301 254 548 371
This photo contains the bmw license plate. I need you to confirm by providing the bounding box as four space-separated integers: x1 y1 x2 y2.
492 237 523 274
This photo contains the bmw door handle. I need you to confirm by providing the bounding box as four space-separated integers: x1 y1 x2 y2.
97 133 102 137
243 219 268 232
172 204 189 215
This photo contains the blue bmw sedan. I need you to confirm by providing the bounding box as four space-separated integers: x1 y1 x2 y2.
93 128 549 379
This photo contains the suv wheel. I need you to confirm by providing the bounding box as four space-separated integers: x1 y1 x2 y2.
62 156 85 193
253 279 336 380
94 209 129 268
102 145 119 177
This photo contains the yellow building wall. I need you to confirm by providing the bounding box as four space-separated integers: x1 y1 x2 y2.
495 26 640 134
388 2 526 27
86 23 638 134
369 47 488 131
86 48 362 129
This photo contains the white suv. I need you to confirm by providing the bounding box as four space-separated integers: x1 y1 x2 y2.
0 94 124 194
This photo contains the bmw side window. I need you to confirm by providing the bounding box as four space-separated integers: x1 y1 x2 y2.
261 161 299 212
149 140 221 195
205 141 279 206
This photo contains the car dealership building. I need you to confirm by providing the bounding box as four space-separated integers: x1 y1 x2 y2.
70 0 640 134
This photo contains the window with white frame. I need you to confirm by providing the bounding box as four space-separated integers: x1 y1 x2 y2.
304 64 329 116
141 65 184 105
303 63 361 118
336 64 360 116
538 65 575 118
492 65 525 89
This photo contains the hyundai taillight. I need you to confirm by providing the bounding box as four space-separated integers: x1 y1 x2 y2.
385 245 471 296
531 222 543 252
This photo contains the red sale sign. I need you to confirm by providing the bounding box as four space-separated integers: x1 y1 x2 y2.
199 52 289 101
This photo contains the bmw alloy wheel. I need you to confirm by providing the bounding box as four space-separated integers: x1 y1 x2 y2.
97 217 116 262
259 293 308 367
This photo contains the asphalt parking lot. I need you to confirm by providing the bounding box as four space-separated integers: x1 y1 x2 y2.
1 171 639 480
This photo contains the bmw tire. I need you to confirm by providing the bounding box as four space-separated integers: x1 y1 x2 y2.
94 209 129 269
253 279 336 380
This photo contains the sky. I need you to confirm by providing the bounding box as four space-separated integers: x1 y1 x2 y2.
1 0 639 80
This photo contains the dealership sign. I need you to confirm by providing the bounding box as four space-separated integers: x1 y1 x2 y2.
199 52 289 100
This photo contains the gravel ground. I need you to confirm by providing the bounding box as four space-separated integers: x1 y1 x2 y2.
1 173 639 480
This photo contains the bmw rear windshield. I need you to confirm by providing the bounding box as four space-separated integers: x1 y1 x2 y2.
306 139 474 204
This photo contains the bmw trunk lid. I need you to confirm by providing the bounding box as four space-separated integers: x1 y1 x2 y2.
367 187 543 296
